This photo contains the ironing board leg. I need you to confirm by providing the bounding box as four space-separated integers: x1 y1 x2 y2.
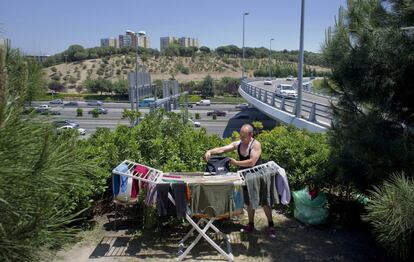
177 215 234 262
178 218 204 251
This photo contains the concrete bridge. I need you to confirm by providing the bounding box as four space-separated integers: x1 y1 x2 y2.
239 78 333 133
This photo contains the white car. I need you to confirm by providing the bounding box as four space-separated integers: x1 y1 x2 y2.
57 125 86 135
235 103 249 110
264 80 273 85
286 75 294 81
275 84 298 99
188 119 201 127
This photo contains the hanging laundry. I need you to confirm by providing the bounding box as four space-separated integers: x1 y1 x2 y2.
244 168 279 210
172 183 187 219
275 167 291 204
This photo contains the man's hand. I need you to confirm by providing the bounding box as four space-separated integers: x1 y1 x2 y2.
204 150 211 161
229 158 237 166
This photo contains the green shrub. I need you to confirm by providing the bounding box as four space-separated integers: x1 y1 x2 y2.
91 108 99 118
76 107 83 117
51 74 60 81
212 113 217 120
257 125 331 190
195 113 200 119
363 174 414 261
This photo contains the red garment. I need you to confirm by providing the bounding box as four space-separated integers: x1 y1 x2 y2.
134 164 149 177
186 184 191 202
133 164 150 193
309 190 318 200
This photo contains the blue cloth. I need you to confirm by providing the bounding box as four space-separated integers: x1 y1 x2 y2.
233 185 244 210
112 163 129 196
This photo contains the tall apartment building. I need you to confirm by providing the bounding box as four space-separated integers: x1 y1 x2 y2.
100 37 118 48
0 38 11 49
160 36 178 52
137 31 150 48
119 30 150 49
160 36 199 52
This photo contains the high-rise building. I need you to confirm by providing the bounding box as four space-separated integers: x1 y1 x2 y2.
100 37 118 48
161 36 199 52
0 38 11 49
160 36 178 52
119 30 150 49
137 31 150 48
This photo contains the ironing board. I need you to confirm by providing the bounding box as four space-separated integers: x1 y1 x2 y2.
112 160 280 261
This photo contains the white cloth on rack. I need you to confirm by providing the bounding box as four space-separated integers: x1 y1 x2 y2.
275 167 291 205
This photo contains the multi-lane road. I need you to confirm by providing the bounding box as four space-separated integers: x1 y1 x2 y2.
32 101 278 138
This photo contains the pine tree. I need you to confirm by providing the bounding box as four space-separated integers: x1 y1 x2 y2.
322 0 414 190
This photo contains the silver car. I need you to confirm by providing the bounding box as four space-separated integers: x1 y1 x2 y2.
87 100 103 106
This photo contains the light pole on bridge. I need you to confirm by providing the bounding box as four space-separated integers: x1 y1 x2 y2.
295 0 305 118
269 38 274 79
242 12 249 79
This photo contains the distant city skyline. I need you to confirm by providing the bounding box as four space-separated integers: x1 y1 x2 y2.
0 0 347 55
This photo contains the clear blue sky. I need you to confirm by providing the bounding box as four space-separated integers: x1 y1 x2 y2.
0 0 346 55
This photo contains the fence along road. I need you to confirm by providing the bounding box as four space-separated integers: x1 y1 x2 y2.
240 78 334 133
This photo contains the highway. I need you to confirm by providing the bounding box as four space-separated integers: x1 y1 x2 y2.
32 101 278 138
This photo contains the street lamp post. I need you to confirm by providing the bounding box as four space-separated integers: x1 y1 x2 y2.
295 0 305 118
242 12 249 79
269 38 274 79
135 32 145 124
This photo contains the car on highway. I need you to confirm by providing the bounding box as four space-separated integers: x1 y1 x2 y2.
275 84 298 99
235 103 249 110
35 104 50 110
49 99 63 105
196 99 211 106
188 119 201 127
57 125 86 135
87 100 103 106
264 79 273 85
286 75 294 81
64 101 79 107
207 110 226 117
88 107 108 114
52 120 79 128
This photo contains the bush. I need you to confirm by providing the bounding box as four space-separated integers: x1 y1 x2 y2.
51 74 61 81
91 108 99 118
76 107 83 117
212 113 217 120
257 125 331 190
195 113 200 119
363 174 414 261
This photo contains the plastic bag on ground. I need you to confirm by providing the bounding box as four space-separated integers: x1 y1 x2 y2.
292 188 328 226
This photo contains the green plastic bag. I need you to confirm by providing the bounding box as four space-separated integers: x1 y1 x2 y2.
292 188 328 225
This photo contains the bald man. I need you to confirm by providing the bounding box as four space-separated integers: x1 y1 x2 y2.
204 124 276 238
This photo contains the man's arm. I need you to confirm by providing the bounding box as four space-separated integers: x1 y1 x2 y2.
204 142 237 160
230 141 261 168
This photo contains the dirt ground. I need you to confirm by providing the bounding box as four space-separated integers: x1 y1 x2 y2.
50 207 389 262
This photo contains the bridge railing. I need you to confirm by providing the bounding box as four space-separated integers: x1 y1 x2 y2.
241 79 333 127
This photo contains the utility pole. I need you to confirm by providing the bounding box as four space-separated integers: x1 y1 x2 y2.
295 0 305 118
242 12 249 79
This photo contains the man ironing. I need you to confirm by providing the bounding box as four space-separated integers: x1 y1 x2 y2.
204 124 276 238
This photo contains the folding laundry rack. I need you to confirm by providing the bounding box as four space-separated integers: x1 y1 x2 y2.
112 160 280 262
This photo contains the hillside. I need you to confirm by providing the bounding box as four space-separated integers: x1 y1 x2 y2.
44 55 329 93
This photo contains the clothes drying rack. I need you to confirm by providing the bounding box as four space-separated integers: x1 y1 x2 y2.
112 160 242 261
236 161 281 182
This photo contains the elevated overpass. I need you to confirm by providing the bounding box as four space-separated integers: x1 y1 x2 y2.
239 78 333 133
